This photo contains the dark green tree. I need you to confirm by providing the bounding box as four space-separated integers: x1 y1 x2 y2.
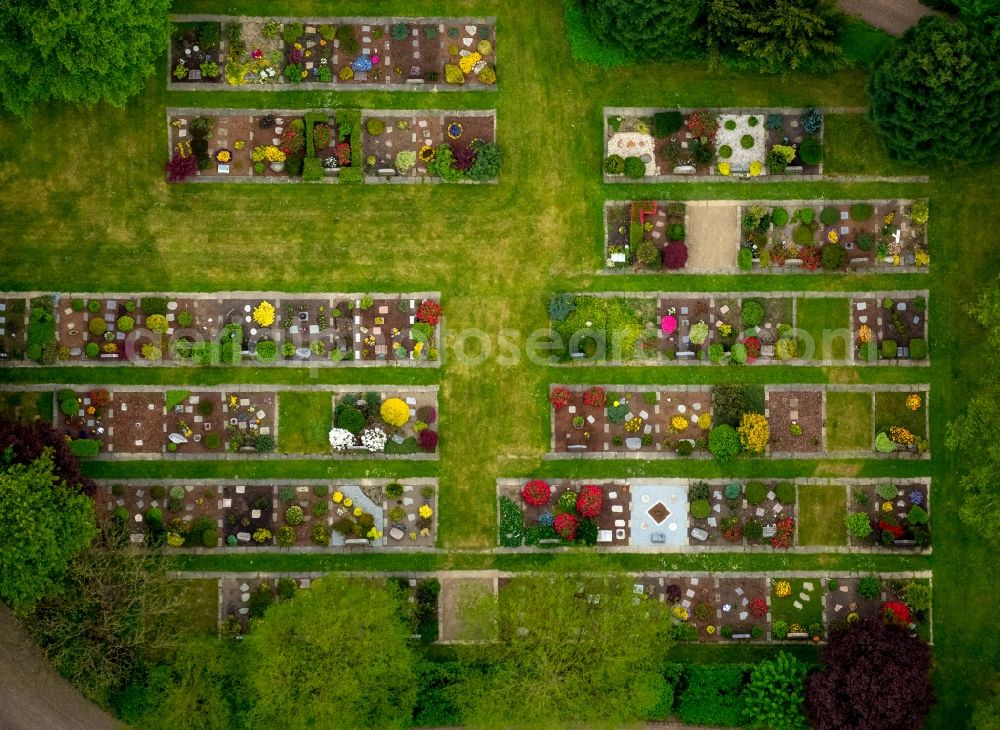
705 0 845 71
0 0 171 118
0 452 96 610
743 651 810 729
867 15 1000 163
243 576 418 729
581 0 705 61
456 567 677 728
946 391 1000 545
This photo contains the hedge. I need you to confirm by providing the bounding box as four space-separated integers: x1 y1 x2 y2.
336 109 364 184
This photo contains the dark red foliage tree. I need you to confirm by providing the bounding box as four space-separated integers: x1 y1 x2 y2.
805 618 934 730
0 417 96 496
417 429 439 452
662 242 689 269
164 152 197 182
520 480 551 507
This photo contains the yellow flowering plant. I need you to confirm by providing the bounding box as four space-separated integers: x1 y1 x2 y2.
827 229 839 243
672 605 688 620
914 248 930 267
671 415 689 431
697 413 712 430
718 162 731 176
738 412 769 454
857 324 873 343
380 398 410 427
419 504 433 519
749 161 762 176
625 417 642 433
718 322 733 337
166 532 184 547
353 507 363 517
458 52 482 74
333 491 343 503
774 580 792 598
889 426 915 445
906 394 921 411
882 501 893 512
253 301 275 327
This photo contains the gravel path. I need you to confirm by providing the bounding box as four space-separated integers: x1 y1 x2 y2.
0 606 118 730
839 0 933 35
686 203 740 270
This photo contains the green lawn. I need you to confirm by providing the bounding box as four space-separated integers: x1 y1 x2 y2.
0 0 998 723
0 390 53 423
770 578 824 628
825 391 873 451
277 392 333 454
797 483 847 546
795 297 850 361
875 391 928 440
161 578 218 639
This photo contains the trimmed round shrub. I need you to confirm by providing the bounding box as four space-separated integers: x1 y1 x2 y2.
846 512 873 538
623 156 645 179
521 480 551 507
709 425 740 463
798 139 822 165
603 154 624 174
745 482 767 505
277 577 297 599
275 526 296 547
416 405 437 424
742 300 765 328
385 482 404 499
793 226 814 246
771 620 789 639
822 244 846 270
88 300 102 314
336 406 366 434
418 429 439 451
724 119 737 130
876 483 898 500
881 340 898 358
676 440 693 456
202 529 218 547
149 485 166 500
771 207 789 226
366 118 385 135
775 482 796 504
204 433 221 449
145 507 164 529
724 483 742 500
690 499 711 519
856 233 874 251
909 338 927 359
380 398 410 427
740 134 754 149
85 342 100 358
117 315 134 332
88 317 107 337
59 395 79 417
177 311 193 327
663 242 688 270
709 343 724 362
799 208 815 225
669 223 685 241
820 206 840 226
718 144 733 159
744 520 763 541
311 523 330 545
748 116 759 127
285 505 304 526
652 111 683 137
256 340 277 362
145 314 168 333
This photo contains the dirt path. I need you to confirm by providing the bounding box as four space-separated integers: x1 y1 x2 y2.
839 0 933 35
0 605 119 730
686 202 740 271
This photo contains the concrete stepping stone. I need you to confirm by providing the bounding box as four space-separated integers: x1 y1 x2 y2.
793 600 803 609
803 581 814 591
799 592 811 601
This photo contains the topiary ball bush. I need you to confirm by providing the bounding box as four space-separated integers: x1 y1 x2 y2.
793 226 814 246
88 317 107 337
690 499 711 519
85 342 100 358
603 154 624 174
798 139 822 165
775 482 796 504
856 233 874 251
771 207 789 226
744 520 763 541
881 340 898 358
822 244 846 270
204 433 221 449
651 111 683 138
718 144 733 159
663 242 688 270
336 406 366 434
202 529 218 547
709 425 740 463
365 118 385 135
820 207 840 226
799 208 815 225
676 440 693 456
623 156 645 179
745 481 767 505
740 134 754 149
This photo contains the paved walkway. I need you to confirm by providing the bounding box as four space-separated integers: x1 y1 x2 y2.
839 0 933 35
0 606 118 730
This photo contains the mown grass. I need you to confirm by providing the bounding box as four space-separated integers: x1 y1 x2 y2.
277 391 332 454
797 483 847 546
0 0 998 724
825 391 873 450
795 297 850 361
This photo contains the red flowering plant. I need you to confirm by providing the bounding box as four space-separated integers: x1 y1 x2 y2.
521 480 551 507
279 128 305 155
749 596 768 618
416 299 442 325
771 516 794 549
882 600 911 626
575 485 603 518
800 246 821 272
582 386 606 407
879 520 904 539
549 387 571 410
742 336 761 363
686 109 719 143
334 142 351 166
554 512 578 541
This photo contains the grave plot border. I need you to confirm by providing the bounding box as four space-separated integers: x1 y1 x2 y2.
168 14 498 92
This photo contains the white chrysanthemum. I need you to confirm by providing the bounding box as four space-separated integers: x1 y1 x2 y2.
360 427 387 452
328 428 355 450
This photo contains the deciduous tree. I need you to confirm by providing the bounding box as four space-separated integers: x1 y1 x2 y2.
743 651 809 729
0 0 171 118
580 0 705 61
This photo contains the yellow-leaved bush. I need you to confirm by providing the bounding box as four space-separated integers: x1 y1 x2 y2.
738 412 769 454
380 397 410 427
253 300 275 327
